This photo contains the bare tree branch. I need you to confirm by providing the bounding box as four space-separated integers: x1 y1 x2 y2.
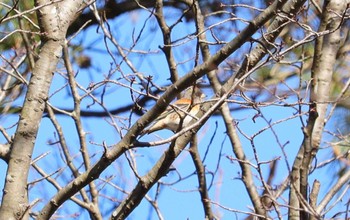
0 0 84 219
189 136 216 219
289 0 347 219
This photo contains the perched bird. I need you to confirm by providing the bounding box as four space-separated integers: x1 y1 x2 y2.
140 86 205 135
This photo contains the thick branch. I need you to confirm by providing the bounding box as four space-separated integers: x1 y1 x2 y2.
189 136 215 219
289 0 345 219
154 0 180 83
0 39 63 220
0 143 10 162
0 1 83 219
67 0 185 36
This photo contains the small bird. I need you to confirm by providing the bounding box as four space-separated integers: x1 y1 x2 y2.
140 86 205 135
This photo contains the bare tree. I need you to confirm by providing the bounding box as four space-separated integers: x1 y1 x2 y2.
0 0 349 219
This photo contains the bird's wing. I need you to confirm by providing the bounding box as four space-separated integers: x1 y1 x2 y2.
154 99 191 122
140 99 192 136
